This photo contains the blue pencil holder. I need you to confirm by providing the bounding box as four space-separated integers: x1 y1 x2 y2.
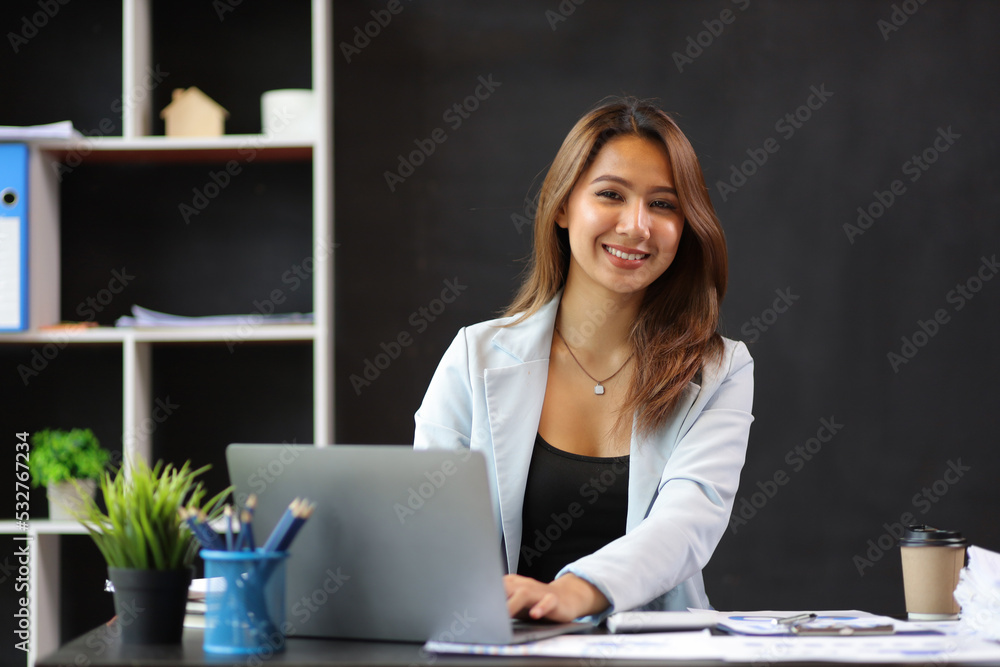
201 549 289 655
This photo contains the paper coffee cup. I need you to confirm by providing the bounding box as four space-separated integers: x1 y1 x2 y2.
261 89 316 140
899 525 967 621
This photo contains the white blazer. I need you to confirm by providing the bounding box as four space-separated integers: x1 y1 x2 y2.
414 295 754 614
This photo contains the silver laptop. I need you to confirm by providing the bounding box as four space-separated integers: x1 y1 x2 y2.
225 444 590 644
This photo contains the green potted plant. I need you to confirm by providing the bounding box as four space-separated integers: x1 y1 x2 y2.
29 428 110 520
74 456 229 645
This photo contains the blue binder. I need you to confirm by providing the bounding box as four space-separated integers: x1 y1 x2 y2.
0 143 29 331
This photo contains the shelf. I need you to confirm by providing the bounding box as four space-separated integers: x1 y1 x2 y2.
0 323 318 344
12 1 333 664
35 135 313 163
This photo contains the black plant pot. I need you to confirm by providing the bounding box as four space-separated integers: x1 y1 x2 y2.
107 567 192 645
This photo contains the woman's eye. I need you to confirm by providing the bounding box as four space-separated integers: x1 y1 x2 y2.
651 200 678 211
596 190 623 201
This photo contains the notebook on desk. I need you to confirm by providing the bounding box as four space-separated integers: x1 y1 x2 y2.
226 443 591 644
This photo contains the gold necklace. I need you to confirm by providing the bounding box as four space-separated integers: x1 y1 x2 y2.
554 328 633 396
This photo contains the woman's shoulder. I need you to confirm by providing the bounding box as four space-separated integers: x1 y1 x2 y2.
719 335 753 363
455 297 559 346
702 335 753 387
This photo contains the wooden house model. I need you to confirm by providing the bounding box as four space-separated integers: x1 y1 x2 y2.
160 87 229 137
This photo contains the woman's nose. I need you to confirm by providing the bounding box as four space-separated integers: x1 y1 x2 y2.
616 203 651 240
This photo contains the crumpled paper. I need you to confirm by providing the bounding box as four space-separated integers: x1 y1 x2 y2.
955 545 1000 639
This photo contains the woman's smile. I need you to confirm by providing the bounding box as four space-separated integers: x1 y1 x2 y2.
557 134 685 298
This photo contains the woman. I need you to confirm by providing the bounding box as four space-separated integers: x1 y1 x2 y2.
414 97 754 623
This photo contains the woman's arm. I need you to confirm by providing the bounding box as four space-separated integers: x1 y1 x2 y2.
414 327 475 451
557 341 755 615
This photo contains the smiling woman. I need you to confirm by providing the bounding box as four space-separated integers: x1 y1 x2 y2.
414 97 754 623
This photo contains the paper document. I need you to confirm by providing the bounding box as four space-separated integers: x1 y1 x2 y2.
0 121 80 140
115 305 313 328
426 628 1000 663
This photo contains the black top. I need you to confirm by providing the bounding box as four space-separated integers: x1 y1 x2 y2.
517 432 630 583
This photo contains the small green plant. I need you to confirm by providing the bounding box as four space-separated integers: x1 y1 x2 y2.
29 428 110 488
74 457 230 571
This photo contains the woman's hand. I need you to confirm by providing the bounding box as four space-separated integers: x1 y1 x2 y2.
503 573 609 622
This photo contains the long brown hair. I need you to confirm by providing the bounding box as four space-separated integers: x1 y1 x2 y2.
505 97 728 435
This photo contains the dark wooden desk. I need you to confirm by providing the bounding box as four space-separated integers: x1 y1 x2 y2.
36 621 1000 667
35 622 725 667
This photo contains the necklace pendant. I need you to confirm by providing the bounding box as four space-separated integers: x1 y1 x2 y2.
594 384 605 396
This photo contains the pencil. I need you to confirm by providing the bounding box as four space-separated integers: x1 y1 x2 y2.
181 507 224 551
224 505 234 552
242 494 257 551
240 509 255 551
262 499 299 552
273 500 314 552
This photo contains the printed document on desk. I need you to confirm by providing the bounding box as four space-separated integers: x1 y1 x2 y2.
426 610 1000 663
426 628 1000 663
606 609 892 635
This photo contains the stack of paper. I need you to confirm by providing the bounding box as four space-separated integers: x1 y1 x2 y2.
115 305 313 328
955 545 1000 640
0 121 81 140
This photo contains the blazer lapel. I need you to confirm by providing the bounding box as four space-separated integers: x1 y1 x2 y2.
484 297 559 572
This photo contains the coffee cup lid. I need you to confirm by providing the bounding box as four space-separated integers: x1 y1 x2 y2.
898 524 967 547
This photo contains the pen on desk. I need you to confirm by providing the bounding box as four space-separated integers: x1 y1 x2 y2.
773 612 817 626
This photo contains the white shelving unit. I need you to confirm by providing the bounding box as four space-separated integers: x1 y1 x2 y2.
1 2 333 664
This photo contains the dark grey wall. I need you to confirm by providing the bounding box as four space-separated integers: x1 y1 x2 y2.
333 0 1000 615
2 3 998 658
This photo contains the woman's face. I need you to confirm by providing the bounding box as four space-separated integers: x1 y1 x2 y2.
556 134 685 300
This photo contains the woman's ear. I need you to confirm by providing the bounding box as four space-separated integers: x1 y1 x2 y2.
555 204 568 229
